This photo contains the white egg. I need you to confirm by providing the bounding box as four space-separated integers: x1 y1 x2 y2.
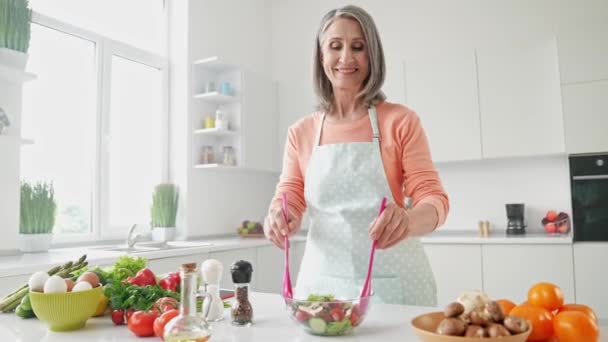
28 271 49 292
72 281 93 292
43 275 68 293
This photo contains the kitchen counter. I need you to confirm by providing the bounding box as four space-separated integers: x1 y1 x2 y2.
2 292 603 342
420 229 573 244
0 229 573 278
0 235 306 278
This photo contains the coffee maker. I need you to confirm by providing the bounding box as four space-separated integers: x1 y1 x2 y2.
506 203 526 235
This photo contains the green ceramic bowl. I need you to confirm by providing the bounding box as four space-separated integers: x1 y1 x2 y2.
29 285 103 331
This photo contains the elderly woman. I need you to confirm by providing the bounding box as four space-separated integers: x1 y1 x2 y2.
264 5 449 306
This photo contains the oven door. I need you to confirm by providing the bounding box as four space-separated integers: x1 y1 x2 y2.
571 175 608 241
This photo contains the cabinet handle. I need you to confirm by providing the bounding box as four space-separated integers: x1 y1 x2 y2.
572 175 608 180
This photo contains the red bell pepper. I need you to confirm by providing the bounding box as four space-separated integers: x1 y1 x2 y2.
158 272 180 292
126 268 157 286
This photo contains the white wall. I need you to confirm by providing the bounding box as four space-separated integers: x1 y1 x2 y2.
435 155 571 232
268 0 608 232
170 0 279 237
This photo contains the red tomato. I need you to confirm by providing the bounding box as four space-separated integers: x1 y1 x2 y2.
153 309 179 338
330 308 345 321
111 309 125 325
128 311 159 337
294 310 311 322
546 210 558 222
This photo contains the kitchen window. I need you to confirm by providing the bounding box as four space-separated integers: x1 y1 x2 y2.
21 2 168 243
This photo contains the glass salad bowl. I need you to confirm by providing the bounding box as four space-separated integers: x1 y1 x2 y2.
284 294 371 336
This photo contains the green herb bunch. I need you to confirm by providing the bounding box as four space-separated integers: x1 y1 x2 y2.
20 181 57 234
0 0 32 52
150 183 179 228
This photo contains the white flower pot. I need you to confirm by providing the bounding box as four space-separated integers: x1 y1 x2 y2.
152 227 176 242
18 233 53 253
0 48 29 70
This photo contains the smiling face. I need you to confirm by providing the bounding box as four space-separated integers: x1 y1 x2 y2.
320 17 370 93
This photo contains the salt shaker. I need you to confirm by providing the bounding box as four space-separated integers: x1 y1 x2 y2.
230 260 253 326
201 259 224 321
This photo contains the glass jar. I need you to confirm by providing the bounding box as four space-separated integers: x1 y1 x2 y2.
215 107 228 130
222 146 236 166
163 263 213 342
200 146 214 164
230 260 253 326
204 116 215 129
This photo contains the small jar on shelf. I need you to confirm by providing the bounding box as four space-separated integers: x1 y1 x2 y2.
200 145 215 164
215 107 229 130
222 146 236 166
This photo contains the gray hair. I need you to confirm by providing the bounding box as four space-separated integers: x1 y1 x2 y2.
313 5 386 112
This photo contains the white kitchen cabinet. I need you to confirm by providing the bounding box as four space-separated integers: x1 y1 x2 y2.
557 22 608 84
404 49 482 162
255 241 306 294
147 253 209 276
208 248 257 290
573 243 608 320
191 57 278 172
476 37 565 158
562 80 608 154
481 244 574 303
423 244 483 307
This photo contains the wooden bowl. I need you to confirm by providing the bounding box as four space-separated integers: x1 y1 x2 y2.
411 312 531 342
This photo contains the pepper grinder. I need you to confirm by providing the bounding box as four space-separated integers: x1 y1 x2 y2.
230 260 253 326
201 259 224 321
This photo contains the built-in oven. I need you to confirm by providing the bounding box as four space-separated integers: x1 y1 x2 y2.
569 153 608 242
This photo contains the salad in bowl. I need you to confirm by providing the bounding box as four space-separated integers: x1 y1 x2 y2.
284 294 370 336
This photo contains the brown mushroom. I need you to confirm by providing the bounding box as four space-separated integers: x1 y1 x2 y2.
444 302 465 318
469 307 492 326
487 323 512 337
436 317 466 336
484 301 506 323
503 315 530 335
464 325 487 338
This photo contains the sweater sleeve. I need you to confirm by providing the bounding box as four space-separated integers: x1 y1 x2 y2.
268 126 307 219
399 111 449 228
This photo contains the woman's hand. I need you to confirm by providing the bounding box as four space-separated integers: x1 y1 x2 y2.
264 207 302 249
368 203 411 249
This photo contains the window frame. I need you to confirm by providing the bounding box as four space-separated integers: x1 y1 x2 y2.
28 9 169 245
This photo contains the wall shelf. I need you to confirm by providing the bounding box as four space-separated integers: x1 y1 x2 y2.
193 91 237 104
193 128 237 137
0 64 36 83
193 56 236 73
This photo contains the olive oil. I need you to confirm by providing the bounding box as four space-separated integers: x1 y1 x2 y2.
163 263 212 341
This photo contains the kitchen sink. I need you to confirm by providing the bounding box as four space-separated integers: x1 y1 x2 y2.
92 240 213 254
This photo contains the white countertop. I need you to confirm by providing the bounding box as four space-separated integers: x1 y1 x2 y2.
420 229 573 244
0 230 574 278
0 236 306 278
0 292 606 342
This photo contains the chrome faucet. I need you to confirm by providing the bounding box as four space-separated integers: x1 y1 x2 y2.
126 224 145 248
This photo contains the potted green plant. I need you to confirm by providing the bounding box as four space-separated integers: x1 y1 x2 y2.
150 183 179 242
19 181 56 252
0 0 32 69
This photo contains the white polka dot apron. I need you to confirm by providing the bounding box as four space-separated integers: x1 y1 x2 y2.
295 105 437 306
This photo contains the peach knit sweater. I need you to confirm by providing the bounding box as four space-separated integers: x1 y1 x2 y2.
270 101 449 228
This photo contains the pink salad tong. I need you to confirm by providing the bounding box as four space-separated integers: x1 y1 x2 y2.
281 193 294 299
359 197 387 312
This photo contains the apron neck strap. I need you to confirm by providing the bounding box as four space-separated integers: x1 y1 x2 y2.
315 105 380 146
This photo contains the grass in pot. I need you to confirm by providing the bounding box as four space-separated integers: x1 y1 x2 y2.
150 183 179 242
19 181 56 252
